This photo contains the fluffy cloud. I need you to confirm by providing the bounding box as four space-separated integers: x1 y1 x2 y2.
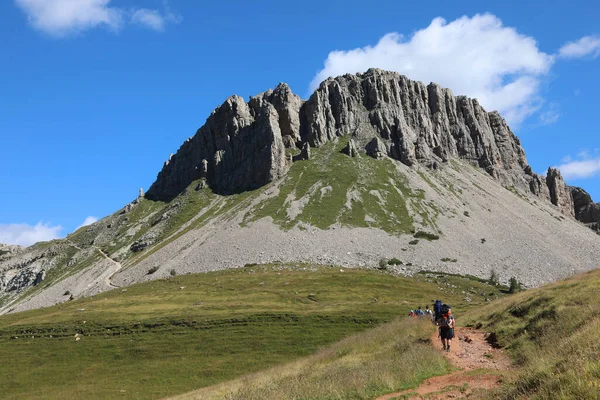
558 36 600 59
310 14 554 126
14 0 124 36
74 216 99 231
14 0 180 36
0 222 63 247
557 150 600 179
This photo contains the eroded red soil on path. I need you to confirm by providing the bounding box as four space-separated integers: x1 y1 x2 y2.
376 326 511 400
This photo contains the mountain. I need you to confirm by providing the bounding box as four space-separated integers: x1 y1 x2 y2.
1 69 599 314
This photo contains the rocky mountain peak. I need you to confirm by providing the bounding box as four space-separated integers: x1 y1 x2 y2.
145 69 599 231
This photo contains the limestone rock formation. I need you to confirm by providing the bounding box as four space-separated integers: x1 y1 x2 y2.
0 244 24 261
341 139 359 157
571 187 600 230
365 137 387 159
144 68 598 229
146 94 291 199
546 168 575 217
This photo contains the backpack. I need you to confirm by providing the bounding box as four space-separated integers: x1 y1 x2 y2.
433 300 442 315
439 315 449 328
441 304 450 315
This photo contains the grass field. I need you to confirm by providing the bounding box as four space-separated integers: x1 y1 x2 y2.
0 264 500 400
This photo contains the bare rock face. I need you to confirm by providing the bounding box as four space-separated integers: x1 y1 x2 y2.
571 187 600 229
365 137 387 159
253 83 303 148
341 139 359 157
301 69 528 180
146 94 291 199
546 168 575 217
0 244 24 261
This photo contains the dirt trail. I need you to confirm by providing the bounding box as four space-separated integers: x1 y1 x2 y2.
67 240 122 289
376 326 511 400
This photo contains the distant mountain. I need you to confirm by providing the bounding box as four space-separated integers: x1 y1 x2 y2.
2 69 599 314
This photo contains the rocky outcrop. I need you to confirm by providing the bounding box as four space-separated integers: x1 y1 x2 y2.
0 244 24 261
365 137 387 159
341 139 359 157
546 168 575 217
145 68 598 230
146 93 291 199
571 187 600 230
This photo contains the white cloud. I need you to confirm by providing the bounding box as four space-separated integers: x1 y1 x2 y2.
14 0 180 36
131 7 181 31
557 150 600 179
310 14 554 126
558 36 600 59
14 0 124 36
75 216 98 231
0 222 63 247
131 9 165 31
539 104 560 125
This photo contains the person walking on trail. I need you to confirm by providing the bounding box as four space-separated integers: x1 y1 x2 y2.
425 305 433 318
438 304 455 352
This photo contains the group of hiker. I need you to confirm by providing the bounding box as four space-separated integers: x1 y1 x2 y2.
408 300 455 352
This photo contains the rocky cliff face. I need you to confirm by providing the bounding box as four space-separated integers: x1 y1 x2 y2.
145 68 597 229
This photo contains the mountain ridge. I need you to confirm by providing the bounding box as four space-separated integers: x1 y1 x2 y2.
1 69 599 314
146 68 600 229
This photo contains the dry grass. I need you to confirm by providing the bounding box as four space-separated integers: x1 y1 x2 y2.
463 268 600 399
171 318 451 400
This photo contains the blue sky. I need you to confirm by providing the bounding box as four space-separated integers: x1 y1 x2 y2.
1 0 599 246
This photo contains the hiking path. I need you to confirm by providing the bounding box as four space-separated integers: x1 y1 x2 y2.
376 325 512 400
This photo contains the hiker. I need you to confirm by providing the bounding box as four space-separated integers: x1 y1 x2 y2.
425 305 433 319
438 304 455 352
416 307 424 316
408 310 415 317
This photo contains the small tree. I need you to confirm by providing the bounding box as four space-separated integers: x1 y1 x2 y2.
509 277 522 293
488 269 499 286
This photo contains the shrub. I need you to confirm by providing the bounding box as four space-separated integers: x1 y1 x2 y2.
413 231 440 241
481 238 486 244
387 258 403 266
378 259 388 270
488 269 499 286
509 277 522 293
147 266 159 275
170 269 177 276
463 211 470 217
63 290 70 296
441 258 457 262
408 239 419 245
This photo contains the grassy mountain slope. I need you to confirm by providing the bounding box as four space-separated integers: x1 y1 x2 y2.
463 268 600 399
0 265 500 400
3 138 599 315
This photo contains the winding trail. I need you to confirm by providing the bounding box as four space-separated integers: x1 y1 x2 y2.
95 247 122 289
376 326 511 400
67 240 122 289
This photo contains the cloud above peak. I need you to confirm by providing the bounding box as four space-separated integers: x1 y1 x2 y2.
14 0 180 37
310 14 554 126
